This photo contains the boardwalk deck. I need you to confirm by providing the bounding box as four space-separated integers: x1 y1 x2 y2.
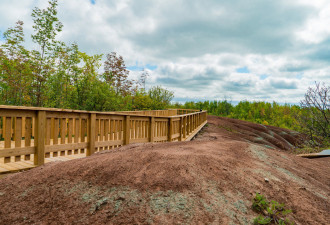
0 106 207 174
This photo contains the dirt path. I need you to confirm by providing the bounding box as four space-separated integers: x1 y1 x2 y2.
0 116 328 224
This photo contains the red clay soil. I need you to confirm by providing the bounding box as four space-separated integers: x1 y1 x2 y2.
0 115 329 225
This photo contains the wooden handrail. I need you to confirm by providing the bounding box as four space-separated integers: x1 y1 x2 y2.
0 106 207 168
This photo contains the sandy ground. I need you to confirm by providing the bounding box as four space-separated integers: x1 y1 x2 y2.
0 115 328 224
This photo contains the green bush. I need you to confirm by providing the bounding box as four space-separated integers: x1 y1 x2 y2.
252 193 294 225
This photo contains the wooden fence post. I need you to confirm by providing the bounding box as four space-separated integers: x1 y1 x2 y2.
87 113 96 156
34 110 46 166
149 117 154 142
124 115 130 145
168 118 173 142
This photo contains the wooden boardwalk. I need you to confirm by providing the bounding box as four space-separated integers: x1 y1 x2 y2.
0 106 207 174
0 151 86 174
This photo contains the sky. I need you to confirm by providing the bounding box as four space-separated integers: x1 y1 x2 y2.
0 0 329 104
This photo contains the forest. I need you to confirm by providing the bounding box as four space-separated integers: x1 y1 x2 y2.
0 0 328 146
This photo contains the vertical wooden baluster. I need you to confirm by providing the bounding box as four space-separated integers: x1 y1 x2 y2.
74 118 79 154
100 119 104 151
150 117 154 142
168 118 173 142
124 115 130 145
95 118 99 143
120 120 123 142
53 118 59 146
14 117 22 162
45 118 51 146
110 119 113 141
68 118 73 144
3 117 12 163
104 119 109 150
44 118 51 158
87 113 96 156
80 119 86 154
113 120 117 142
60 118 66 145
24 117 32 160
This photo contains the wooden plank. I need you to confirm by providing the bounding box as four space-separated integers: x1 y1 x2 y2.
15 117 22 148
87 113 96 156
172 133 180 139
68 118 73 143
4 117 11 148
114 120 117 140
100 119 104 142
179 117 183 141
22 117 25 137
154 136 168 142
95 140 124 148
46 111 88 119
0 146 35 157
184 121 207 141
104 119 109 141
168 118 173 142
60 118 66 144
34 111 46 166
25 117 32 147
81 119 86 142
130 116 149 121
95 119 99 141
46 142 88 153
74 118 79 143
0 108 36 118
110 120 113 141
53 118 59 145
124 116 130 145
183 116 186 139
155 118 168 122
130 138 149 144
96 115 124 120
45 118 51 145
149 117 155 142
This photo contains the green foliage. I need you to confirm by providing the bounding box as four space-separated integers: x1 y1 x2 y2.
0 1 174 112
174 100 301 131
148 86 174 110
252 193 294 225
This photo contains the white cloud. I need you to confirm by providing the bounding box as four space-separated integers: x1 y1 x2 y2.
0 0 329 104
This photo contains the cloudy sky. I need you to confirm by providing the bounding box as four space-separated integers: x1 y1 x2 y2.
0 0 329 104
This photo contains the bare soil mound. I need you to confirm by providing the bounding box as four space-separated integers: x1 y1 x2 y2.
0 116 328 224
196 116 306 151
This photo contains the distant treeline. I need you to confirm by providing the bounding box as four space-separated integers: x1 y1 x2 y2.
172 100 302 131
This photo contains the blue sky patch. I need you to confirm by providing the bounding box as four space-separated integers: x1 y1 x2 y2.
259 74 269 80
90 0 96 5
236 66 250 73
128 63 157 71
296 73 303 79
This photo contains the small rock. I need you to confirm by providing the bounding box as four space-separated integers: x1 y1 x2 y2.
264 178 269 183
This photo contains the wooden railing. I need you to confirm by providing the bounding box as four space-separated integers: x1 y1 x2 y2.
0 105 207 167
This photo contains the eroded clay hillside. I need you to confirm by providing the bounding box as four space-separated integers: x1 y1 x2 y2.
0 116 328 224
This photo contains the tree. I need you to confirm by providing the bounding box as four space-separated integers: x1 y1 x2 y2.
103 52 133 96
299 82 329 144
148 86 174 109
139 70 150 90
31 0 63 106
0 21 34 106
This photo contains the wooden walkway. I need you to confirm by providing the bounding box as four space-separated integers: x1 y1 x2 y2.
0 106 207 174
0 152 86 174
0 122 206 174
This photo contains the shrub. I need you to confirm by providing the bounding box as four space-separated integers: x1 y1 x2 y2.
252 193 294 225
